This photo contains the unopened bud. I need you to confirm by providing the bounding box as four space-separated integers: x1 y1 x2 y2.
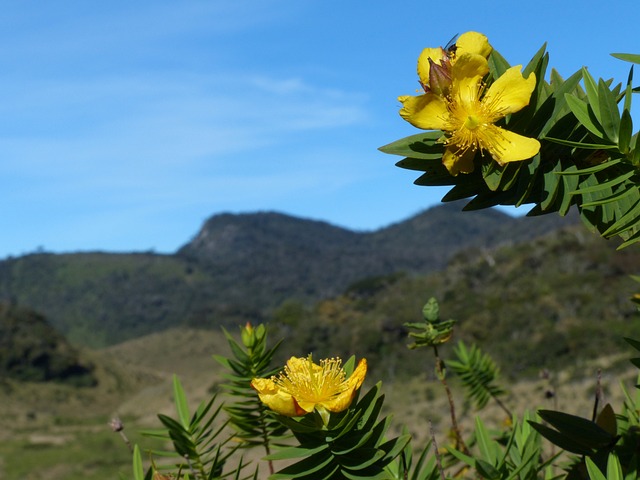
428 57 452 96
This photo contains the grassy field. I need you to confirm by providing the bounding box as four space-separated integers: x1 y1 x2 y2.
1 328 638 479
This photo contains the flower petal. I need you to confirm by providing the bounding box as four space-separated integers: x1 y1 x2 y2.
455 31 492 58
251 377 302 416
399 93 449 130
323 358 367 413
417 47 447 87
451 54 489 108
483 126 541 164
442 147 476 176
482 67 536 118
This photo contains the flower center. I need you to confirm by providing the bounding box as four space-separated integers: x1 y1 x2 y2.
464 115 481 130
276 356 347 403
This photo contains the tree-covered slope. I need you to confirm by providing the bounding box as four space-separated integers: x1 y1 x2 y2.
270 225 640 379
0 204 576 347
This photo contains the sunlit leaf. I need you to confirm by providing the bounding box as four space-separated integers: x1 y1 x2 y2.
611 53 640 64
563 94 604 138
598 78 621 142
583 67 601 121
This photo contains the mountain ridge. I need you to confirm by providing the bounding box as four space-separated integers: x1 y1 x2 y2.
0 203 579 347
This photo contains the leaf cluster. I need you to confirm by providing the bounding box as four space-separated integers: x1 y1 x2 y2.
447 341 506 411
380 45 640 247
136 376 251 480
265 380 410 480
214 324 288 451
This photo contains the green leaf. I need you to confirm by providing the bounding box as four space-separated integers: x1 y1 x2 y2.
539 69 583 138
475 458 500 480
266 444 329 461
133 444 145 480
173 375 191 429
619 106 633 155
488 49 511 78
585 457 607 480
598 79 621 143
624 337 640 352
556 158 622 175
573 170 636 197
395 157 441 172
563 94 604 138
379 131 444 159
607 453 623 480
528 421 593 455
611 53 640 64
544 136 616 150
339 447 386 470
583 67 601 121
270 449 335 479
475 417 499 465
537 410 615 449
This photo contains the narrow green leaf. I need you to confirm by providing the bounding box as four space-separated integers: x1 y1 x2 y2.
342 468 390 480
585 457 608 480
379 131 444 159
580 184 637 208
598 79 621 142
539 69 583 138
545 136 615 150
395 157 441 171
339 447 385 470
173 375 191 429
624 337 640 352
573 170 635 196
602 201 640 238
537 410 614 448
624 66 634 113
475 459 500 480
619 108 633 154
540 161 563 210
266 444 329 461
611 53 640 64
133 445 145 480
270 449 335 478
475 417 499 465
488 49 511 78
563 94 604 138
528 421 593 455
557 158 622 175
617 228 640 249
583 67 601 121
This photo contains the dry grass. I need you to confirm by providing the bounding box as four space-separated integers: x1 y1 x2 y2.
1 328 638 479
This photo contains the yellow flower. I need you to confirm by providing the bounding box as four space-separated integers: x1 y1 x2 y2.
399 53 540 175
416 31 491 96
251 355 367 424
454 31 492 58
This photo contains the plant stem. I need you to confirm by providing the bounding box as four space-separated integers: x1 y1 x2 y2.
433 345 468 454
259 406 275 475
429 420 446 480
493 395 513 419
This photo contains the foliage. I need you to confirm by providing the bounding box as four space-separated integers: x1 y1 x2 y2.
136 375 251 479
214 323 288 474
380 39 640 248
0 301 96 385
404 297 456 349
447 341 509 414
265 379 410 480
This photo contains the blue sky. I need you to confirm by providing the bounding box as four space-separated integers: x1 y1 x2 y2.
1 0 638 258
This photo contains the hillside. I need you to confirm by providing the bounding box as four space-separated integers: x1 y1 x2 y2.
269 224 640 379
0 203 576 347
